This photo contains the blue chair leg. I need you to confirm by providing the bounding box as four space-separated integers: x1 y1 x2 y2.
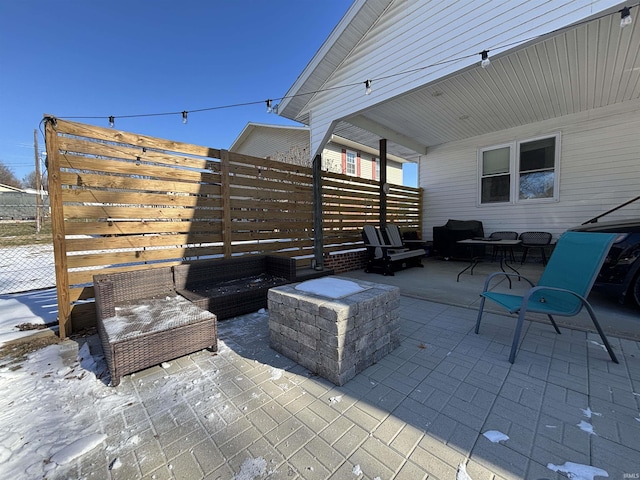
509 310 528 363
583 301 619 363
547 314 561 334
475 296 486 334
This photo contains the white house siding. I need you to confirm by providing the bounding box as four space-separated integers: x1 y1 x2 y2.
232 127 309 160
305 0 622 158
421 98 640 241
322 143 344 174
322 142 403 184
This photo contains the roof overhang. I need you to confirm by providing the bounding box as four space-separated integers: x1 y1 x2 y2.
280 2 640 162
278 0 394 125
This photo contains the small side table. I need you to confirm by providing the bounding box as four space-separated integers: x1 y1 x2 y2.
456 238 522 286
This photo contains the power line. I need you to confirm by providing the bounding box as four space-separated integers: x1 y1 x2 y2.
53 4 637 126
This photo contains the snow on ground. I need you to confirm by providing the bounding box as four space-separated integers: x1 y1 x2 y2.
0 339 134 479
0 288 58 346
0 244 56 295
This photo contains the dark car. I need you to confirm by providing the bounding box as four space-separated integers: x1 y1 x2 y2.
568 218 640 308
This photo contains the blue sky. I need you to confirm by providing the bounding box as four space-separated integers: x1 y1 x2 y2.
0 1 418 187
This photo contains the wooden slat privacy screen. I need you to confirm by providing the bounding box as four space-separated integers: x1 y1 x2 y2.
45 118 421 337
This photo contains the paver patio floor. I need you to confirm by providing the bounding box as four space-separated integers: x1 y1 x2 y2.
57 295 640 479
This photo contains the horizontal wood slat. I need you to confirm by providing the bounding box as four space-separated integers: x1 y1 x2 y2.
63 189 221 209
65 233 223 252
54 119 222 159
58 137 219 172
63 220 221 236
60 171 221 196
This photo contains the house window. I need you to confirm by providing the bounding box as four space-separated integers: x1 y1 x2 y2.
346 150 357 176
478 133 559 204
518 136 556 200
374 158 380 180
480 146 511 204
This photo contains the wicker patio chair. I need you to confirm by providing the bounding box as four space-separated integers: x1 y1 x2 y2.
519 231 552 265
489 231 518 262
94 267 217 386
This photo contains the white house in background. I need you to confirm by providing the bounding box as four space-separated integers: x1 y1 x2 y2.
229 122 406 185
0 183 23 193
277 0 640 240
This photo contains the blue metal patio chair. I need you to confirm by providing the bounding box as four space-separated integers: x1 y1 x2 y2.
475 231 619 364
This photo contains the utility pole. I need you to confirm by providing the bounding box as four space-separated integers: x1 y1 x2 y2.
33 129 42 233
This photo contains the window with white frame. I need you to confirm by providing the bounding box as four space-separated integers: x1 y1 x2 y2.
375 158 380 180
480 145 511 204
479 133 559 205
346 150 357 176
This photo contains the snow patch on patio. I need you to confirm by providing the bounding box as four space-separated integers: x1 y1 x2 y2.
547 461 608 480
577 420 597 435
49 433 107 465
482 430 509 443
233 456 267 480
581 407 602 419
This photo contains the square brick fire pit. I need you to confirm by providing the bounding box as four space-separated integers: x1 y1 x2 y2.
268 277 400 386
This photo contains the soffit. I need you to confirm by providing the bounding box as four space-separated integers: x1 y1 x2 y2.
335 12 640 160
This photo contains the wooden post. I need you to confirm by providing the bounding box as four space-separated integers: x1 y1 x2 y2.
45 117 71 338
418 187 424 237
379 139 387 228
313 154 323 269
33 129 43 233
220 149 232 258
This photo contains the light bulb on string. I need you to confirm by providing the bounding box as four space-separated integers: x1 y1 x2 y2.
620 7 633 27
108 116 115 128
266 99 272 113
480 50 490 68
364 80 372 95
182 111 188 124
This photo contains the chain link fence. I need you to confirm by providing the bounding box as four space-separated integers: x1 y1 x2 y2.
0 193 54 294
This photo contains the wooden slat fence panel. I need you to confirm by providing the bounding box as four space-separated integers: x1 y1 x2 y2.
45 118 421 335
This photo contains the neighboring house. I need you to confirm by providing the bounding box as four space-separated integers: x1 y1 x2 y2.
0 183 23 193
229 122 405 185
0 184 49 220
277 0 640 240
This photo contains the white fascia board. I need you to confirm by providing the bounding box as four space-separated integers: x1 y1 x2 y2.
229 123 257 151
278 0 393 121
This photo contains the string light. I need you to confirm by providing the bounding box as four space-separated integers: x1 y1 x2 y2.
55 4 636 126
620 6 633 27
480 50 490 68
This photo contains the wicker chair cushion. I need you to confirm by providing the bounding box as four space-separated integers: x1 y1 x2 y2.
104 295 215 342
